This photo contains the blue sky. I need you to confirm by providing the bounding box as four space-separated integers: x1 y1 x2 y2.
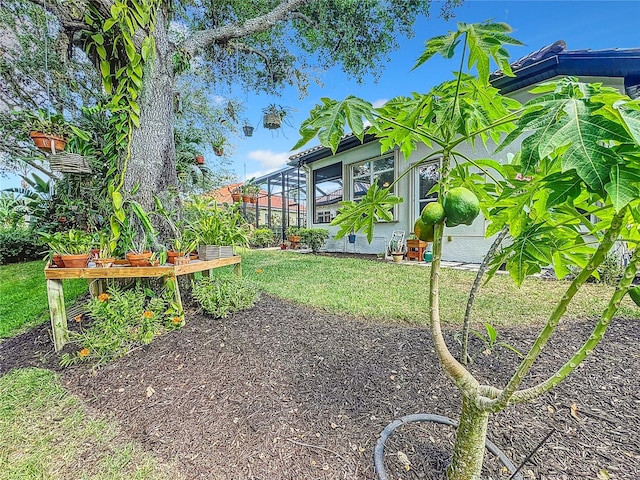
234 0 640 182
2 1 638 190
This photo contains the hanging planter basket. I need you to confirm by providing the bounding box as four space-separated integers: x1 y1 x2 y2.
195 155 205 165
231 193 242 203
30 131 66 153
214 147 224 157
243 125 254 137
49 153 92 174
263 113 282 130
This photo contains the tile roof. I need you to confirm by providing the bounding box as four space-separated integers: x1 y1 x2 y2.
205 183 306 212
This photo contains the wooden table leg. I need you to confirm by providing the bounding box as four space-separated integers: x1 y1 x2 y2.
234 261 242 276
47 279 68 352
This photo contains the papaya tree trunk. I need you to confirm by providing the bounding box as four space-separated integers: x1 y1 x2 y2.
124 9 178 229
447 395 490 480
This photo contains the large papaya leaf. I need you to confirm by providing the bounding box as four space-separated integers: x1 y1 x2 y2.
293 96 374 153
329 183 402 242
414 21 523 84
604 164 640 212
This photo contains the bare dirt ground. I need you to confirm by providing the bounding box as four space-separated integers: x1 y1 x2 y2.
1 292 639 479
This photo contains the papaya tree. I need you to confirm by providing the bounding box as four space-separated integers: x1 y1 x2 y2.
294 22 640 479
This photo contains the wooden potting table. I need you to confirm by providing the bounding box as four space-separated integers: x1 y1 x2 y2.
44 256 242 352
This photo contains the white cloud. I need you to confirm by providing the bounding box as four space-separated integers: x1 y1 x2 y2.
247 149 291 170
372 98 388 108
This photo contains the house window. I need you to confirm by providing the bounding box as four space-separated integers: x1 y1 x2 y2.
313 162 343 224
417 161 440 216
351 155 395 201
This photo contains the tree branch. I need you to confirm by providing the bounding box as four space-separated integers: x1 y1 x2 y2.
181 0 310 56
26 0 91 31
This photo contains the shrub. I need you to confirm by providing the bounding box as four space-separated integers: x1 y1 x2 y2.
191 275 259 318
0 227 43 264
252 228 275 248
60 283 183 366
299 228 329 253
596 252 625 286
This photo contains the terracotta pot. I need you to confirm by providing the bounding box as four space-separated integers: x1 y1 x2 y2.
167 250 190 264
60 253 90 268
113 259 130 266
195 155 204 165
94 257 115 268
174 255 190 265
242 194 251 203
52 254 65 268
126 251 153 267
29 131 66 152
248 196 257 204
231 193 242 203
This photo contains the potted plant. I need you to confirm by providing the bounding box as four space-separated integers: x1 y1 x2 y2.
212 135 225 157
240 178 261 203
41 229 94 268
169 234 199 265
195 154 205 165
262 104 288 130
94 231 116 268
19 109 76 153
230 186 242 203
39 231 67 267
286 226 302 247
242 123 254 137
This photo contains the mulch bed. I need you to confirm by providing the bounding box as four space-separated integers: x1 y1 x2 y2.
1 293 639 479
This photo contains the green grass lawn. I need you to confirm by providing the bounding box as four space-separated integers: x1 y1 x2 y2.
241 250 639 326
0 368 183 480
0 260 88 338
0 252 636 479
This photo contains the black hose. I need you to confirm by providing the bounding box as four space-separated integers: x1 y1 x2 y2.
373 413 523 480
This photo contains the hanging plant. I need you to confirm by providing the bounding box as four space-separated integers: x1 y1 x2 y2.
17 109 79 153
262 104 288 129
195 154 204 164
243 124 254 137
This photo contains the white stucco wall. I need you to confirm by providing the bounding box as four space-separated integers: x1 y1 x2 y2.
306 74 628 263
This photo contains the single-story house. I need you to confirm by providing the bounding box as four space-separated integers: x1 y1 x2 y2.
288 42 640 263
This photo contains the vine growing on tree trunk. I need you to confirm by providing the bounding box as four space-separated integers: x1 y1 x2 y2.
294 21 640 479
82 0 161 250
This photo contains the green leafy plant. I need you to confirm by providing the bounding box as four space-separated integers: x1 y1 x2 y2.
285 225 301 237
39 229 93 256
239 178 261 197
15 108 81 139
455 323 523 364
294 21 640 479
191 275 259 319
252 228 275 248
0 227 42 264
60 283 182 367
299 227 329 253
186 198 249 247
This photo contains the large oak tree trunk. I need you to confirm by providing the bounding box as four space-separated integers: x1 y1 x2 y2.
124 9 177 227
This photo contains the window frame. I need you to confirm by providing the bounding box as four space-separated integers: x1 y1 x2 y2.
312 162 343 224
348 152 398 221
